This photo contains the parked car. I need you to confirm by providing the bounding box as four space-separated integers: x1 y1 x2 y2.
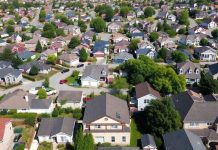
45 87 57 95
29 86 56 95
14 134 22 142
61 69 70 73
59 80 67 84
77 64 84 68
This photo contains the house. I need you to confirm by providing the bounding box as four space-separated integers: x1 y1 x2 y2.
163 129 206 150
112 16 122 22
37 118 76 143
195 11 207 19
111 32 129 44
156 11 168 20
135 48 157 59
59 53 79 67
25 38 39 51
18 61 52 74
172 90 218 130
57 91 83 109
92 41 109 58
11 34 22 43
135 82 161 111
0 118 14 150
108 22 122 33
12 43 25 53
0 39 7 47
83 94 130 145
177 61 201 85
186 34 200 46
168 14 176 22
127 12 136 21
141 134 157 150
81 65 108 87
201 20 217 29
64 25 81 36
137 40 155 51
131 32 144 40
114 40 130 53
194 46 217 62
0 32 9 38
113 52 134 64
40 49 57 61
0 61 12 69
0 68 22 85
17 51 36 61
0 89 54 114
208 63 218 79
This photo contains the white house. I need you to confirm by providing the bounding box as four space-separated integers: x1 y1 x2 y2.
59 53 79 67
37 118 76 143
0 68 23 85
194 46 217 62
168 14 176 22
135 82 161 111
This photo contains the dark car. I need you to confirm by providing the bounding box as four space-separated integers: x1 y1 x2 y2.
61 69 70 73
77 64 84 68
14 134 22 142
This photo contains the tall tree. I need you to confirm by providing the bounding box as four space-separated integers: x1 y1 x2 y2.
129 38 140 53
179 10 189 25
29 65 39 75
35 40 42 52
68 37 81 49
74 127 84 150
149 32 159 42
199 72 218 94
79 48 88 62
144 7 155 18
90 17 106 33
120 6 131 18
171 50 188 63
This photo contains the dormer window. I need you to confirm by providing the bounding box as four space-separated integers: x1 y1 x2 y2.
179 68 183 74
195 69 199 74
189 69 192 74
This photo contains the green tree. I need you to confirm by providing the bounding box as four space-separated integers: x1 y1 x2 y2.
24 118 35 127
56 28 65 36
79 48 88 62
29 65 39 75
43 77 49 88
166 29 177 37
52 107 59 117
0 48 13 60
43 23 56 32
47 55 57 65
144 97 181 136
38 88 47 99
200 38 208 46
68 37 81 49
92 33 96 41
129 38 140 52
6 25 14 34
31 26 37 33
39 9 46 22
199 72 218 94
149 32 159 42
35 40 42 52
120 6 131 18
111 77 129 89
178 28 186 34
75 127 84 150
90 17 106 33
12 56 23 68
94 5 114 21
179 10 189 25
144 7 155 18
42 30 56 38
212 29 218 38
158 48 168 61
7 20 15 25
78 20 87 32
172 50 188 63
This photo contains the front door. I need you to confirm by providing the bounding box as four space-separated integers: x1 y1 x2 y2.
95 136 104 143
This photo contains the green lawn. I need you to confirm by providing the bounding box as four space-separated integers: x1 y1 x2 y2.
130 119 141 147
23 70 59 81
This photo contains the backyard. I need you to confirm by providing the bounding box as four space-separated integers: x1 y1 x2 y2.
130 119 142 147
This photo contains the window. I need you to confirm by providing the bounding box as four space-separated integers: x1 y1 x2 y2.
95 124 101 128
144 99 150 103
61 136 67 142
111 136 115 142
190 122 199 127
207 122 213 126
179 69 183 74
104 118 108 121
111 125 117 128
189 69 192 74
122 136 126 142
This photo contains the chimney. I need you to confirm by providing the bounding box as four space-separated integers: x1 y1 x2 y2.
24 95 29 102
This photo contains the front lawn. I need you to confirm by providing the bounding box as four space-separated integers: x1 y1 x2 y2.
23 70 59 81
38 142 53 150
65 70 80 85
130 119 141 147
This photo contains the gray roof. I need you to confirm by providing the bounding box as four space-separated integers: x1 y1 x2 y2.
19 61 51 72
163 129 206 150
83 94 130 124
57 91 83 103
0 60 12 69
209 63 218 75
29 99 52 109
141 134 157 148
195 46 217 54
81 65 108 81
37 118 76 136
0 68 22 78
113 52 134 61
98 147 139 150
135 48 151 55
177 61 201 80
17 51 35 60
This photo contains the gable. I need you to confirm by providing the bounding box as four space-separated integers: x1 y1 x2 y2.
92 116 120 124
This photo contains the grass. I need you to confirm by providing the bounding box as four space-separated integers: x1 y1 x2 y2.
23 70 58 81
130 119 141 147
38 142 53 150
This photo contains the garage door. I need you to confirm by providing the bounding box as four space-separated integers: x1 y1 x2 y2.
95 136 104 143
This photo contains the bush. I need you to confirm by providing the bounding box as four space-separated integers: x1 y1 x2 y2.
52 107 59 117
24 118 35 127
37 89 47 99
29 65 39 76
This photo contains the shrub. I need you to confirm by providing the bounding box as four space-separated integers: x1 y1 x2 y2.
24 118 35 127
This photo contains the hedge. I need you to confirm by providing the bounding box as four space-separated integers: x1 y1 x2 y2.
22 74 36 81
0 113 37 119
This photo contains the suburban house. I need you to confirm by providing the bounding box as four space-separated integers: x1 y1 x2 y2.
113 52 134 64
37 118 76 143
108 22 122 33
0 61 12 69
57 91 83 109
59 53 79 67
141 134 157 150
81 65 108 87
0 68 22 85
92 41 109 58
17 51 36 61
194 46 217 62
18 61 52 74
186 34 200 46
25 38 39 51
135 82 161 111
0 118 14 150
177 61 201 85
163 129 206 150
137 40 155 51
114 40 130 53
135 48 157 59
83 94 130 145
208 63 218 79
111 33 129 44
0 89 54 114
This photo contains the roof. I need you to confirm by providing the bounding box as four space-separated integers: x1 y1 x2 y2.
0 68 22 78
0 60 12 69
83 94 130 124
177 61 201 79
0 118 11 141
189 129 218 141
163 129 206 150
37 118 76 136
93 40 109 53
59 53 79 62
19 61 51 72
141 134 157 148
195 46 217 54
97 147 139 150
209 63 218 75
57 91 83 103
113 52 134 61
17 51 35 60
81 65 108 81
135 82 161 99
29 99 52 109
135 48 151 55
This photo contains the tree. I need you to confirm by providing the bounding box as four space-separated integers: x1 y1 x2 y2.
29 65 39 75
42 30 56 38
39 9 46 22
129 38 140 52
12 56 23 68
111 77 129 89
179 10 189 25
199 72 218 94
47 55 57 65
52 107 59 117
90 17 106 33
78 20 87 32
31 26 37 33
24 118 35 127
144 7 155 18
120 6 131 18
94 5 114 21
56 28 65 36
158 48 168 61
43 77 49 88
211 29 218 38
83 134 95 150
149 32 159 42
200 38 208 46
0 48 13 60
79 48 88 62
172 50 188 63
75 127 84 150
6 25 14 34
143 97 181 136
68 37 81 49
43 23 56 32
92 33 96 41
166 29 177 37
35 40 42 52
38 88 47 99
178 28 186 34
